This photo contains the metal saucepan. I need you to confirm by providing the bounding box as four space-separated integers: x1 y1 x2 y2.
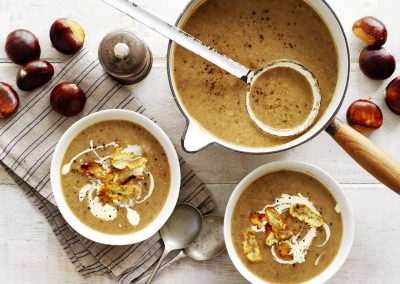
166 0 400 192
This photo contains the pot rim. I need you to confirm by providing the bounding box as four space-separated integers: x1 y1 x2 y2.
166 0 350 155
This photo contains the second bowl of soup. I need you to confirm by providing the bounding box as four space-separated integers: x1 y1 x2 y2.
51 110 181 245
224 161 354 283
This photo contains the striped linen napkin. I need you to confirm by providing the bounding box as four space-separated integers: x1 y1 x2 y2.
0 48 215 283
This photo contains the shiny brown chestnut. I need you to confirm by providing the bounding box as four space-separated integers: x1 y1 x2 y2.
347 99 383 130
359 46 395 80
0 82 20 118
50 82 86 116
5 29 41 65
50 18 85 54
17 60 54 91
385 76 400 115
352 16 387 47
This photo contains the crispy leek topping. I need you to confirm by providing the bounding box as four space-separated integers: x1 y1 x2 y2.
275 242 291 258
80 161 105 178
264 208 294 241
265 224 279 246
289 203 323 228
249 212 267 230
67 141 155 227
111 147 147 170
243 230 262 262
243 193 334 266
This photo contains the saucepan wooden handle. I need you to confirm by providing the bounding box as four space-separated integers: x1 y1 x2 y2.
326 118 400 193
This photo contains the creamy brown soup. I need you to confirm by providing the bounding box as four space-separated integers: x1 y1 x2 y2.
173 0 338 147
232 170 342 283
248 67 313 129
61 120 171 235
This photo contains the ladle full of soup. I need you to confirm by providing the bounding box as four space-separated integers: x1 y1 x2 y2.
103 0 321 137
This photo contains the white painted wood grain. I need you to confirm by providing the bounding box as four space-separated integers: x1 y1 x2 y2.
1 183 400 284
1 0 400 283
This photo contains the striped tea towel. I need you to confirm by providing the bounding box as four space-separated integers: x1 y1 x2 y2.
0 48 215 283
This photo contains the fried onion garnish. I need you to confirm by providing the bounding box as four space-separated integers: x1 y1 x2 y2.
275 242 292 258
265 224 279 246
98 183 140 205
111 148 147 170
289 203 323 228
101 172 119 184
79 161 105 178
242 230 263 262
265 208 294 241
249 212 267 229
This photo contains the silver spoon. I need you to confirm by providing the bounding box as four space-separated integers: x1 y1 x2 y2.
145 203 203 284
102 0 321 137
137 215 225 284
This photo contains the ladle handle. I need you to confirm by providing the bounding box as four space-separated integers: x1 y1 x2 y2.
326 118 400 192
102 0 251 80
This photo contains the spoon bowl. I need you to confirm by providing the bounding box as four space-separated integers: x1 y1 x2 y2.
137 214 225 284
145 203 202 284
184 214 225 261
160 203 203 249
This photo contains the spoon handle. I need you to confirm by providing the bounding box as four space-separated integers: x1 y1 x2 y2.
102 0 251 80
145 249 171 284
136 251 186 284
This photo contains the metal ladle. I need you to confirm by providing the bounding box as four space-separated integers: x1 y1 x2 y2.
137 215 225 284
145 203 203 284
102 0 321 137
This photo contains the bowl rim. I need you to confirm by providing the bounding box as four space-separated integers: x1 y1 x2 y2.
224 161 355 284
166 0 350 154
50 109 181 245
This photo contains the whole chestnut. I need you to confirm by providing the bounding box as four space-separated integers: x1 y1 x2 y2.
359 46 395 80
385 76 400 115
5 29 41 65
50 18 85 54
51 82 86 116
17 60 54 91
0 82 20 118
353 16 387 47
346 99 383 130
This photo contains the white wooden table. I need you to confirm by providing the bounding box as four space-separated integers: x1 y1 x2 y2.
1 0 400 283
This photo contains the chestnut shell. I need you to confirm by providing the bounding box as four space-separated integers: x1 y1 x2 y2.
17 60 55 91
5 29 41 65
50 18 85 55
359 47 395 80
346 99 383 130
385 77 400 115
0 82 20 118
50 82 86 116
352 16 387 47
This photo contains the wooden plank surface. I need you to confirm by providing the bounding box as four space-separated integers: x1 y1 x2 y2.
1 183 400 284
1 0 400 283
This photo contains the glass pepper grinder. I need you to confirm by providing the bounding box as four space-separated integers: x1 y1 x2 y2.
98 29 153 85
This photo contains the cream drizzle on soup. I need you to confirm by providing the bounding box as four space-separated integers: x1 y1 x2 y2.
232 170 342 283
61 120 171 235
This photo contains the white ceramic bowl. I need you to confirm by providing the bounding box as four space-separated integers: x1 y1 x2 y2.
224 161 354 284
51 109 181 245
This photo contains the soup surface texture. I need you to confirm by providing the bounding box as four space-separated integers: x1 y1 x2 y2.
231 170 342 283
248 67 314 129
173 0 338 147
61 120 171 235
